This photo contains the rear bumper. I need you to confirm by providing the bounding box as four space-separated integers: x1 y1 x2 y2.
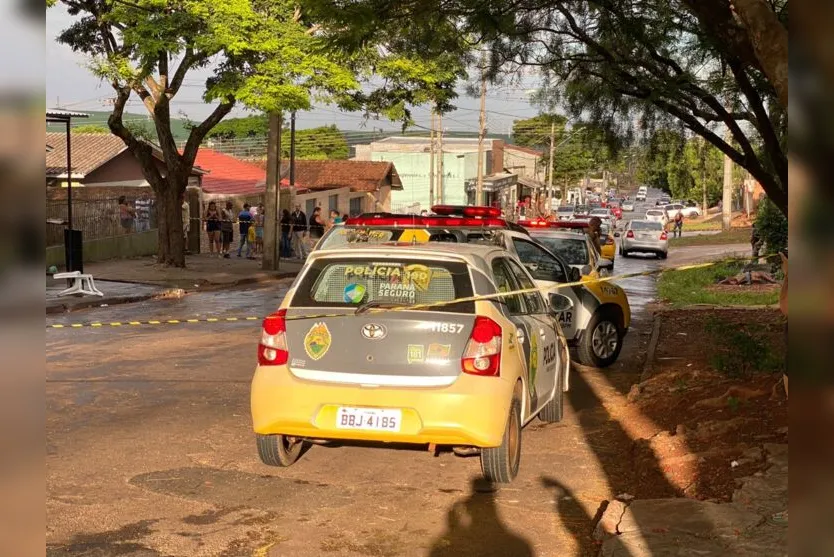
622 240 667 253
251 366 515 447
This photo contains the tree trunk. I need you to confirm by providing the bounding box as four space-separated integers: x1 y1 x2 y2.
730 0 788 109
154 176 187 267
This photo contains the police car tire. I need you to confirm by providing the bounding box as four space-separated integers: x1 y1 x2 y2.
538 367 564 423
578 309 623 368
480 398 522 484
256 434 305 467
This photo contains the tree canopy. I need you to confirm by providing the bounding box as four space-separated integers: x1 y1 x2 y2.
53 0 465 265
307 0 788 215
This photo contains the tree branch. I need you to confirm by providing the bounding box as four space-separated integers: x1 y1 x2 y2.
108 85 164 190
181 99 236 169
168 47 195 96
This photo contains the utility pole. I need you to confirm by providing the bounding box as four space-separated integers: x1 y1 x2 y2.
429 108 436 207
475 56 487 206
263 112 282 271
437 112 444 204
289 111 297 213
547 121 555 213
722 111 733 231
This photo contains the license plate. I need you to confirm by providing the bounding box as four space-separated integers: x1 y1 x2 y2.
336 407 402 432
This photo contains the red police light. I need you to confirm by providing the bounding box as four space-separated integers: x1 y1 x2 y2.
431 205 502 218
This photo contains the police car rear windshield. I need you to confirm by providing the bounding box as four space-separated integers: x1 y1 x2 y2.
291 258 476 313
631 220 663 231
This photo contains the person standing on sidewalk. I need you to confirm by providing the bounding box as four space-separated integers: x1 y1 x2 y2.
237 203 254 258
118 196 135 234
204 200 222 256
673 211 684 238
181 194 191 254
134 191 152 232
220 200 235 258
280 209 292 257
290 204 308 260
254 202 265 255
309 206 326 248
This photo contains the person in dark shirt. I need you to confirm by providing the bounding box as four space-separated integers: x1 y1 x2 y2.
290 204 308 259
280 209 292 257
309 206 326 239
237 203 253 258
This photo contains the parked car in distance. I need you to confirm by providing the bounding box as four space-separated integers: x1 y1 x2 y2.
664 203 701 219
645 209 669 226
656 196 671 206
621 201 635 212
620 219 669 259
555 205 575 220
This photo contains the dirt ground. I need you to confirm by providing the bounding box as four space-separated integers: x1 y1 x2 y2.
624 308 788 502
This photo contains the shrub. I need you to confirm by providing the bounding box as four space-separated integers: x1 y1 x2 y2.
755 197 788 256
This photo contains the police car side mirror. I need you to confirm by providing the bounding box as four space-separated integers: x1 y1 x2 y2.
548 293 574 313
569 267 581 282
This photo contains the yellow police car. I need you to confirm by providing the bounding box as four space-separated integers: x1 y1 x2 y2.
251 243 571 483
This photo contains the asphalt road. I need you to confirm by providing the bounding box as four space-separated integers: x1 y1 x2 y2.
46 210 747 556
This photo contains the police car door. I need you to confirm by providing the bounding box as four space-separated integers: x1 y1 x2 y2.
503 257 558 411
509 237 581 340
489 259 536 404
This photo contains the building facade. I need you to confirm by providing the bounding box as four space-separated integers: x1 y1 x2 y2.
354 137 505 213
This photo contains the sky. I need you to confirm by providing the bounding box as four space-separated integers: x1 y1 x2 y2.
45 5 544 136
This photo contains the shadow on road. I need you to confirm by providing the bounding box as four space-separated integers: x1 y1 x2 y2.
427 478 534 557
540 477 603 557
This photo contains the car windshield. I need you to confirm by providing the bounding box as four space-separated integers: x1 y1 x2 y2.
590 209 608 216
631 220 663 231
535 237 589 266
646 210 664 216
557 206 574 213
291 257 475 313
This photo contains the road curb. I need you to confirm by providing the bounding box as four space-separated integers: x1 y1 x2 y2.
46 292 166 315
87 271 297 292
640 314 662 382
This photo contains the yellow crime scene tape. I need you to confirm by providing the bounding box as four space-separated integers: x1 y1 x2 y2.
46 253 769 331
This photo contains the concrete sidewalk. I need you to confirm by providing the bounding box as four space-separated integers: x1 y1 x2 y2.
595 444 787 556
46 254 302 313
82 253 303 290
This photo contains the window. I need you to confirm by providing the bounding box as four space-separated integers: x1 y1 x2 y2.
305 199 316 219
504 258 546 314
490 259 525 315
292 257 475 314
631 220 663 231
329 194 339 213
349 196 363 217
511 238 568 283
535 236 589 266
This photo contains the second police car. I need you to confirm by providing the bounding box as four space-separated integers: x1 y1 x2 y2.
313 206 631 368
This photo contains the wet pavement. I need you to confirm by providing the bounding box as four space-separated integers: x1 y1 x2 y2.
46 240 748 557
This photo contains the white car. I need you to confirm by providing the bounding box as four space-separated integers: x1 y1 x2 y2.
645 209 668 226
664 203 701 219
620 219 668 259
621 201 635 212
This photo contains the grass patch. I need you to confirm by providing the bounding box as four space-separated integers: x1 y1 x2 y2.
704 316 784 376
682 218 722 231
657 260 780 307
668 227 752 247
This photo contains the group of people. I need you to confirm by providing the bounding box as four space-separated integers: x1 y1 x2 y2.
118 192 347 261
203 200 265 259
278 205 344 259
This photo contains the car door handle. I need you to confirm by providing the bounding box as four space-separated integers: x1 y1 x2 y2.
538 328 547 339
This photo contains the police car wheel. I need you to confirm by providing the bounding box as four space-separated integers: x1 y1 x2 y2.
256 434 306 467
538 365 564 423
578 309 623 368
480 397 521 484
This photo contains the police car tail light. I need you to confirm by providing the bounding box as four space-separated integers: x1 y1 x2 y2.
462 316 502 376
626 230 635 238
659 231 668 240
258 309 288 366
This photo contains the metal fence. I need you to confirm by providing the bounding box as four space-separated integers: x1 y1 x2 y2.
46 197 158 247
